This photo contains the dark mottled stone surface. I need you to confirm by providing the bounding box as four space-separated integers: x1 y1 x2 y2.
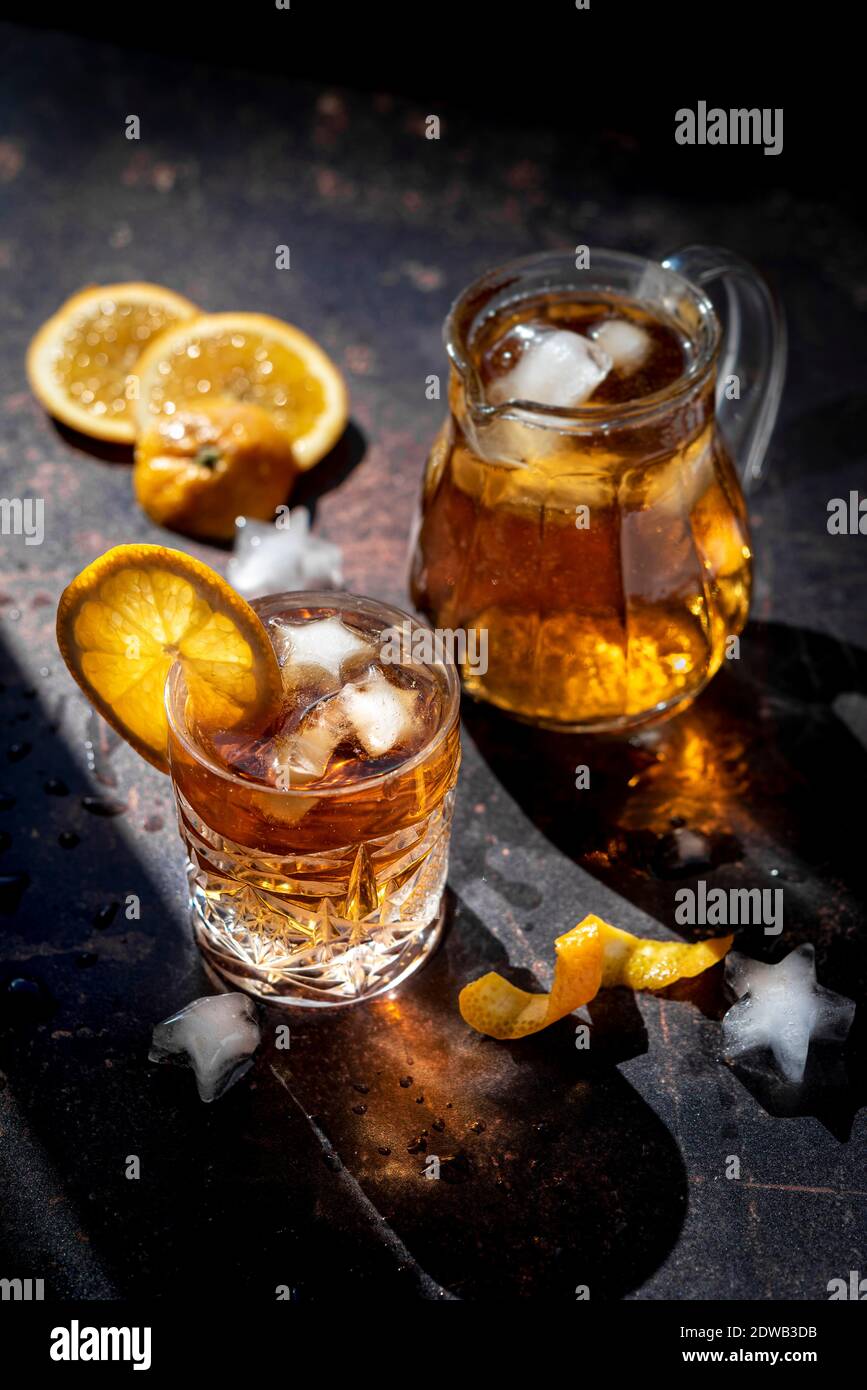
0 22 864 1300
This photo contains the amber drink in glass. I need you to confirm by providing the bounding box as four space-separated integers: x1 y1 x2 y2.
166 592 461 1007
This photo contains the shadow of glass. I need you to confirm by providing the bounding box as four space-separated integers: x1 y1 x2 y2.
0 629 427 1299
270 891 688 1300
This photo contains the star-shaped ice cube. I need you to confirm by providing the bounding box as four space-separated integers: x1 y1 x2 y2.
227 510 343 599
721 945 855 1085
149 994 261 1103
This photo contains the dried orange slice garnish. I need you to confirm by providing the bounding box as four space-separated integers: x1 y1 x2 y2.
134 312 348 469
27 283 198 443
459 914 733 1040
56 544 282 772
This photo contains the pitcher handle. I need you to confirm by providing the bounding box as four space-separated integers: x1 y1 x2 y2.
662 245 786 493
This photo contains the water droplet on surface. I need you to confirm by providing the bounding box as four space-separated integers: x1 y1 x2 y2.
351 1081 369 1094
0 873 29 915
58 831 80 850
377 1145 391 1156
399 1075 413 1088
432 1118 445 1132
406 1135 426 1153
7 742 31 763
81 796 127 818
1 973 55 1022
44 778 69 796
470 1120 486 1134
352 1103 367 1115
93 902 119 930
142 815 164 833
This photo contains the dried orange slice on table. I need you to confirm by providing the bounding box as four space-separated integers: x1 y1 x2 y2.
134 312 348 469
27 283 198 443
56 545 282 772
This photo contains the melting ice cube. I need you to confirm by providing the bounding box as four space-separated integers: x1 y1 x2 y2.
721 945 855 1085
490 326 611 410
341 667 419 756
272 694 348 785
274 616 373 681
227 511 343 600
149 994 262 1102
589 319 651 374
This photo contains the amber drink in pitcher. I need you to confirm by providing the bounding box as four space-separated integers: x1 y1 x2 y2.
411 249 785 732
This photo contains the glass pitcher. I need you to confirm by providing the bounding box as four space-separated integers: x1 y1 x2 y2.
410 248 785 733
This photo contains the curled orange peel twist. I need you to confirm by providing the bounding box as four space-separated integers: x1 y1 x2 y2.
459 914 733 1041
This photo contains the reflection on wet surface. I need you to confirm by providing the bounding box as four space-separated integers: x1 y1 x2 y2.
271 896 687 1299
464 622 867 971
